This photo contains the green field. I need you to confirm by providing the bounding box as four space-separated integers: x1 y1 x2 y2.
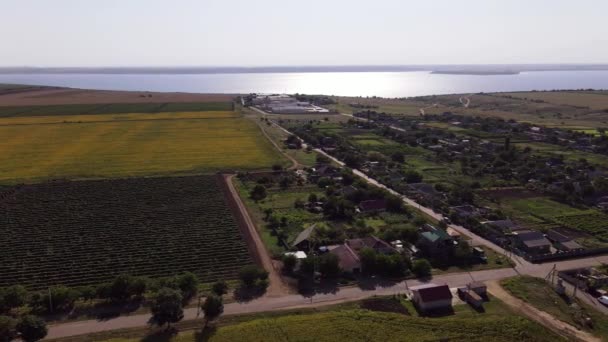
502 91 608 111
0 111 286 184
0 101 234 117
502 276 608 340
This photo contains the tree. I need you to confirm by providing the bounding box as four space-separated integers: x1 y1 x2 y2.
0 315 16 342
282 254 297 274
16 315 47 342
359 247 377 274
391 152 405 163
250 185 267 201
405 170 423 183
2 285 28 310
454 240 472 262
201 295 223 321
238 265 268 288
211 280 228 296
150 288 184 329
316 154 331 164
412 259 432 278
308 193 318 203
41 286 78 313
109 274 133 302
318 253 341 277
74 286 96 302
177 272 199 298
129 276 148 298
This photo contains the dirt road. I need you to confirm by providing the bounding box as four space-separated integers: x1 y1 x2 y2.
222 174 288 297
46 268 518 339
252 117 299 170
487 280 600 342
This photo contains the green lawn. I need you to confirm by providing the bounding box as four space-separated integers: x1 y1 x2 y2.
501 276 608 340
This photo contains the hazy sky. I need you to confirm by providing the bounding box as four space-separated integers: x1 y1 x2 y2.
1 0 607 66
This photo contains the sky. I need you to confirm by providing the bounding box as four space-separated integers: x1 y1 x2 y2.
1 0 607 67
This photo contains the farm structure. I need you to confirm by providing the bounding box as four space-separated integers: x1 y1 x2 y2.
0 175 252 289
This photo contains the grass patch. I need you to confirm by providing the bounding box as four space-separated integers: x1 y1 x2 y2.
501 276 608 340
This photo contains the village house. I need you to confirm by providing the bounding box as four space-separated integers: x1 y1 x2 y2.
327 244 360 273
326 236 397 273
451 205 481 219
292 224 316 251
410 283 453 313
358 199 387 213
407 182 442 201
545 230 583 251
513 230 552 255
417 224 456 259
346 236 397 255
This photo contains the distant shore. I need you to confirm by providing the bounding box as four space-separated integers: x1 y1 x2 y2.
431 70 520 76
0 64 607 75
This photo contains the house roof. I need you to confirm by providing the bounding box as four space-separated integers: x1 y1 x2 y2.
411 284 453 302
359 199 387 212
284 251 307 259
346 236 396 253
408 183 438 195
515 230 551 248
328 244 360 270
545 230 571 243
560 240 583 250
484 219 519 231
420 226 452 243
292 224 316 247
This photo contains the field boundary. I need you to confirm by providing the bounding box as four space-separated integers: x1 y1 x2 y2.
218 173 288 296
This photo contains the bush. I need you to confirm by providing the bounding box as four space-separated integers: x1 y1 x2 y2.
412 259 432 278
238 266 268 288
250 185 267 201
1 285 28 310
0 315 16 342
16 315 47 342
211 280 228 296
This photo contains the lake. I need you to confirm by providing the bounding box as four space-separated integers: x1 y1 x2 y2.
1 70 608 97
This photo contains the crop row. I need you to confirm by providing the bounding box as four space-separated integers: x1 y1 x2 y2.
0 175 253 289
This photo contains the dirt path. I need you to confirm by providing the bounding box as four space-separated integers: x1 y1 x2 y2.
486 280 600 342
418 103 439 115
222 174 289 297
254 119 299 170
459 95 472 108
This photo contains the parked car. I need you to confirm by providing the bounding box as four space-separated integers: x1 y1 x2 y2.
597 295 608 306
